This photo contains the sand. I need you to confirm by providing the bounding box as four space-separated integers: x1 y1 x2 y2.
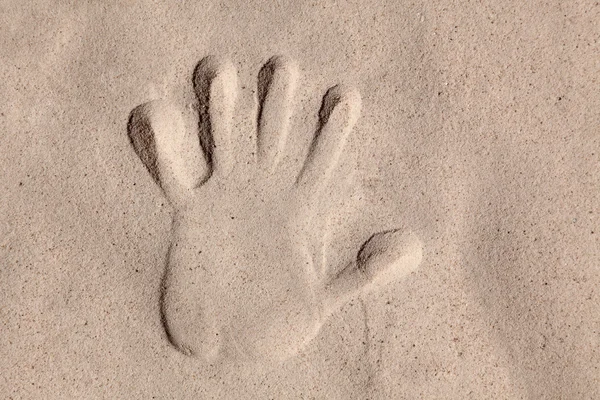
1 0 598 398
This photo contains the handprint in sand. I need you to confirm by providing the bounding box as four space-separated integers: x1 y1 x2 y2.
127 56 422 366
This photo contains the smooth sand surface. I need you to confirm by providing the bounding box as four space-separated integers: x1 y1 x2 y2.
1 1 598 398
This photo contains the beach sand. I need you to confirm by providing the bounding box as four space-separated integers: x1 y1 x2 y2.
1 1 598 398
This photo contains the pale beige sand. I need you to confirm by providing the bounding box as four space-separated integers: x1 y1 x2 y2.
1 1 598 398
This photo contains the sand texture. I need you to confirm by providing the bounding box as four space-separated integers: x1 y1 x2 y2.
1 1 599 398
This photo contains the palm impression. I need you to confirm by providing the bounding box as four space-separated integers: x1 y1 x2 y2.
127 56 422 367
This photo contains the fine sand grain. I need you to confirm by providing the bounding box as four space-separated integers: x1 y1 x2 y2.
1 1 598 398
